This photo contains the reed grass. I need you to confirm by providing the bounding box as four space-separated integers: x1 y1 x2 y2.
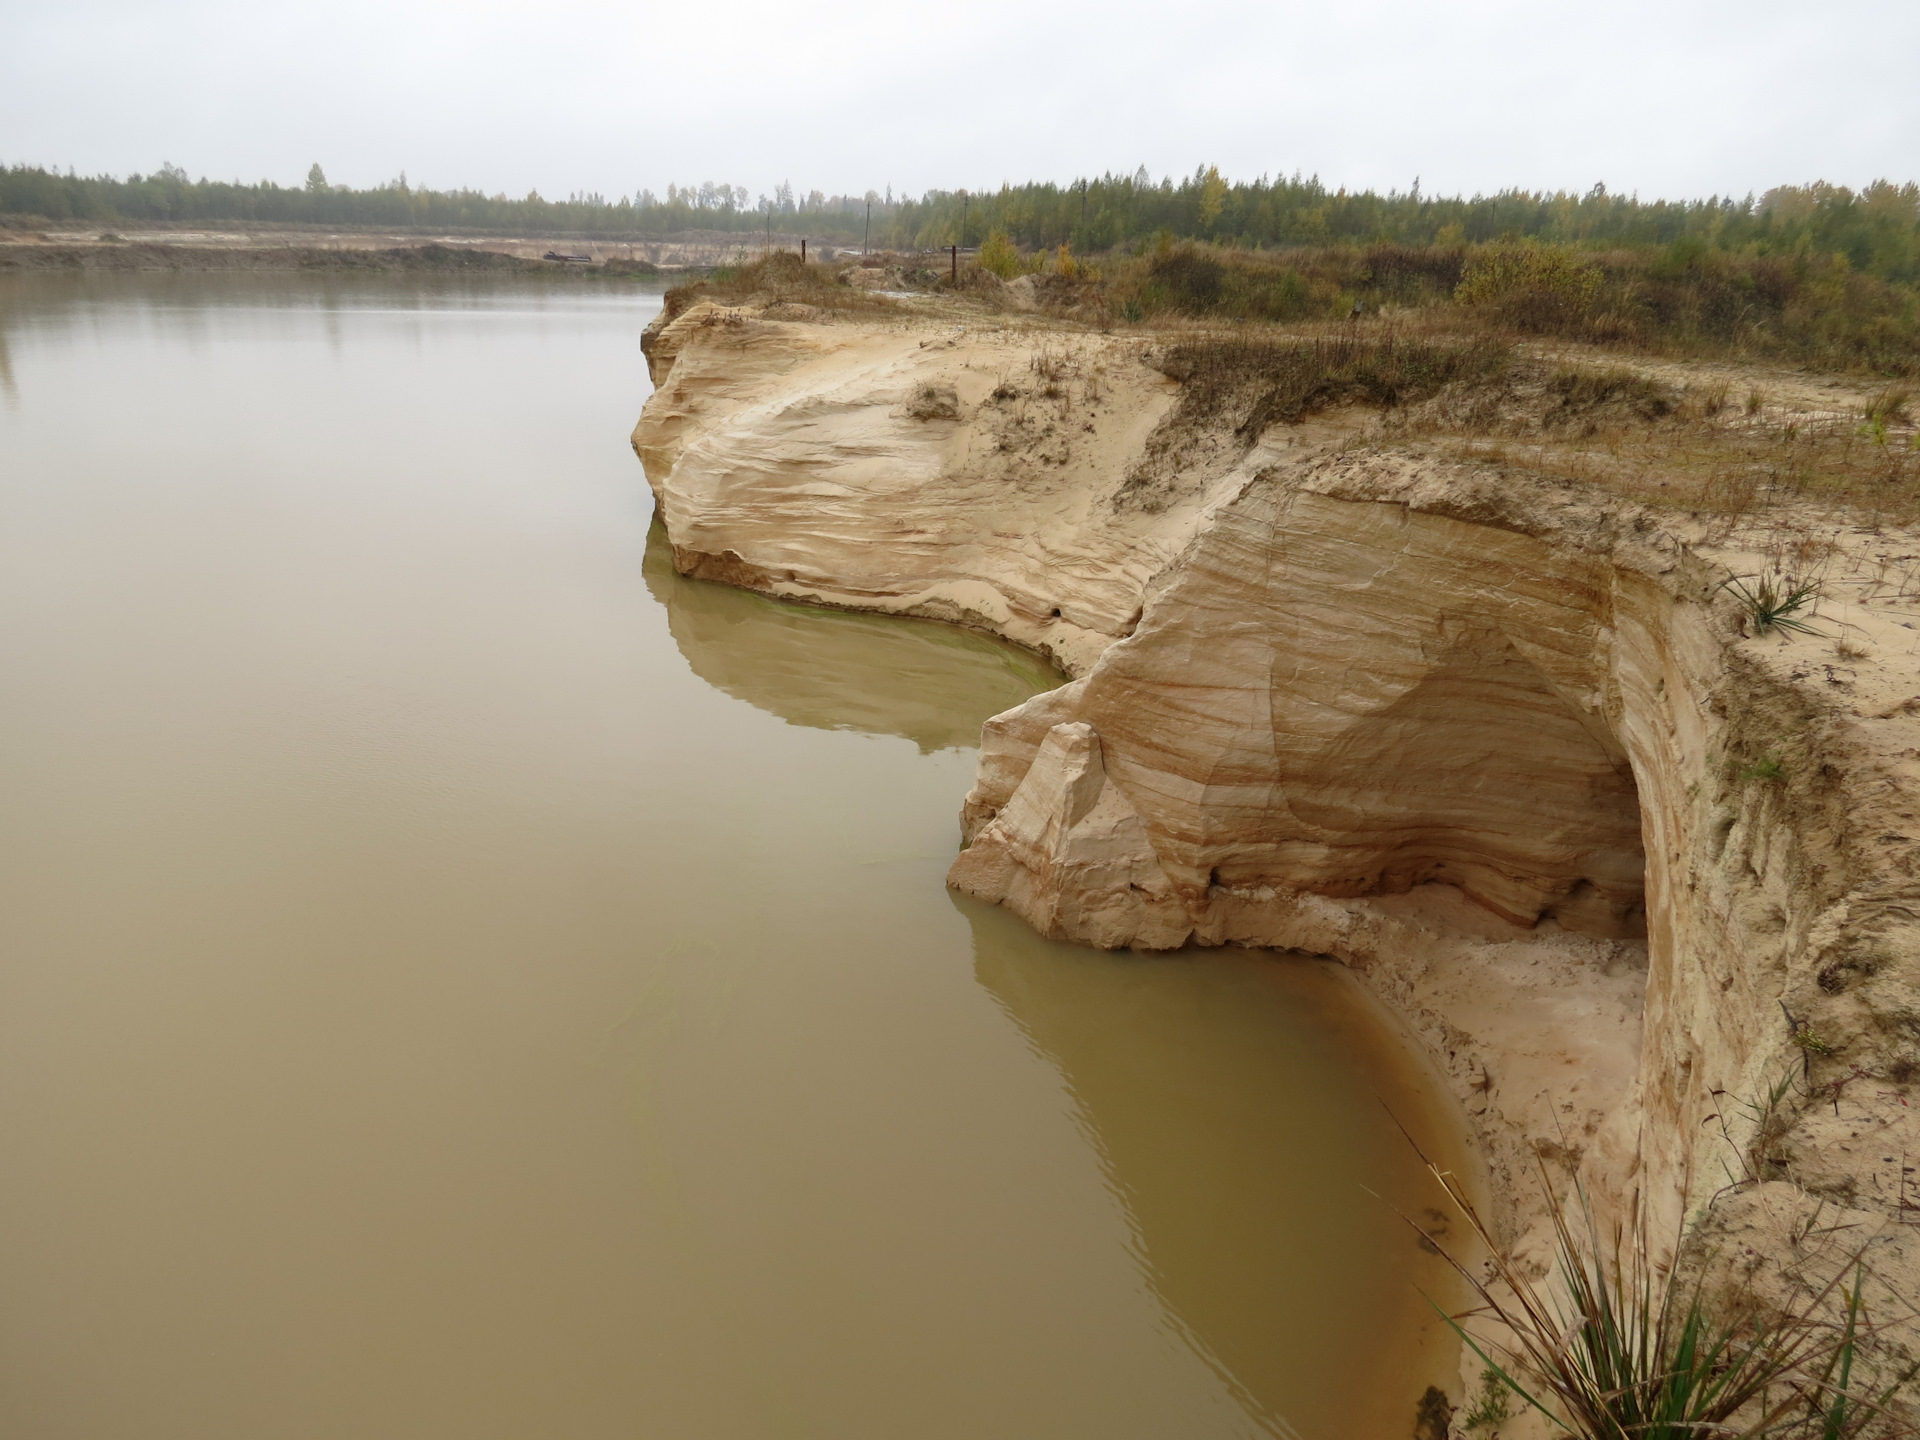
1408 1157 1918 1439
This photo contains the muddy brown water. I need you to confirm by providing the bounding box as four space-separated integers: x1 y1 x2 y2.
0 273 1471 1440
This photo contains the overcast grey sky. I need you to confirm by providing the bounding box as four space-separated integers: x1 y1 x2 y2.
2 0 1914 203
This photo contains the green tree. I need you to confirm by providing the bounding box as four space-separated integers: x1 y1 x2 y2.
305 163 327 194
977 229 1021 279
1197 165 1227 232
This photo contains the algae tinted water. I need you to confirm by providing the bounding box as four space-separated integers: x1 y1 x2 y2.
0 273 1467 1439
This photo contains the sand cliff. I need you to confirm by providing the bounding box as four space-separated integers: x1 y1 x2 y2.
635 297 1920 1413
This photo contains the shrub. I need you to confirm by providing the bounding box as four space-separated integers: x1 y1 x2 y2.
1455 243 1603 333
1147 247 1225 309
977 229 1021 280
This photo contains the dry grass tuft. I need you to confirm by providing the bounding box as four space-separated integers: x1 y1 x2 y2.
1407 1150 1919 1439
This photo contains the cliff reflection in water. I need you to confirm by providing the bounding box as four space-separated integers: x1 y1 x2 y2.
960 894 1471 1439
644 521 1060 751
648 511 1473 1436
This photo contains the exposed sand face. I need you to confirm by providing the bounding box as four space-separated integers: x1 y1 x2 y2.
636 299 1920 1413
633 300 1324 676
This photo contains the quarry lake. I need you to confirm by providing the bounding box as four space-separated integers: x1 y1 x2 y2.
0 274 1467 1440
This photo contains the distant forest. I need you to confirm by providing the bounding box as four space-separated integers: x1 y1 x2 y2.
3 161 1918 281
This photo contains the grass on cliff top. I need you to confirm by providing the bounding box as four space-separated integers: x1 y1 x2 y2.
1150 331 1512 439
1382 359 1920 524
1111 331 1511 513
1124 322 1920 524
660 250 905 324
661 245 1920 526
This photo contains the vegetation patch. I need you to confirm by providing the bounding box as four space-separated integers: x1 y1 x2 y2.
1722 575 1825 637
1150 332 1512 439
659 250 902 325
1543 366 1679 424
1412 1154 1919 1439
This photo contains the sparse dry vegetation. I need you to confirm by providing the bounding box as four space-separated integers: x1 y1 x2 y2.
646 226 1920 525
659 250 905 325
1149 332 1512 439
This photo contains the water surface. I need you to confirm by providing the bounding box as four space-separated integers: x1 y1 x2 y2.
0 272 1467 1440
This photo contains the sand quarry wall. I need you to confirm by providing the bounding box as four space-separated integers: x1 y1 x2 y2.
635 301 1920 1405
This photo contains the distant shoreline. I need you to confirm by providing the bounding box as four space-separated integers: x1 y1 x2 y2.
0 240 673 278
0 221 852 275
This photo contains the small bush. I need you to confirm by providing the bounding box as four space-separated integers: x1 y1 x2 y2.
977 229 1021 280
1147 247 1226 309
1455 243 1604 333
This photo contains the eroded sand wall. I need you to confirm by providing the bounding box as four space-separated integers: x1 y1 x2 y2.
635 303 1920 1401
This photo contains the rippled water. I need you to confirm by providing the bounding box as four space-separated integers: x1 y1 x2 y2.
0 273 1467 1440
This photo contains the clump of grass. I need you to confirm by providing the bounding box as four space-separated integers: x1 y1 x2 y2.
1792 1026 1839 1057
1708 1067 1803 1187
1721 574 1824 636
1732 754 1789 783
1544 366 1679 424
1409 1157 1918 1440
1860 389 1914 447
1457 1367 1515 1435
1867 389 1913 427
1028 345 1071 396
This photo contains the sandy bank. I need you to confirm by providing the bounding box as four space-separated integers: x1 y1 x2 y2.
633 295 1920 1419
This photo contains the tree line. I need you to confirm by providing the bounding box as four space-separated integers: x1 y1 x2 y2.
3 161 1916 281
